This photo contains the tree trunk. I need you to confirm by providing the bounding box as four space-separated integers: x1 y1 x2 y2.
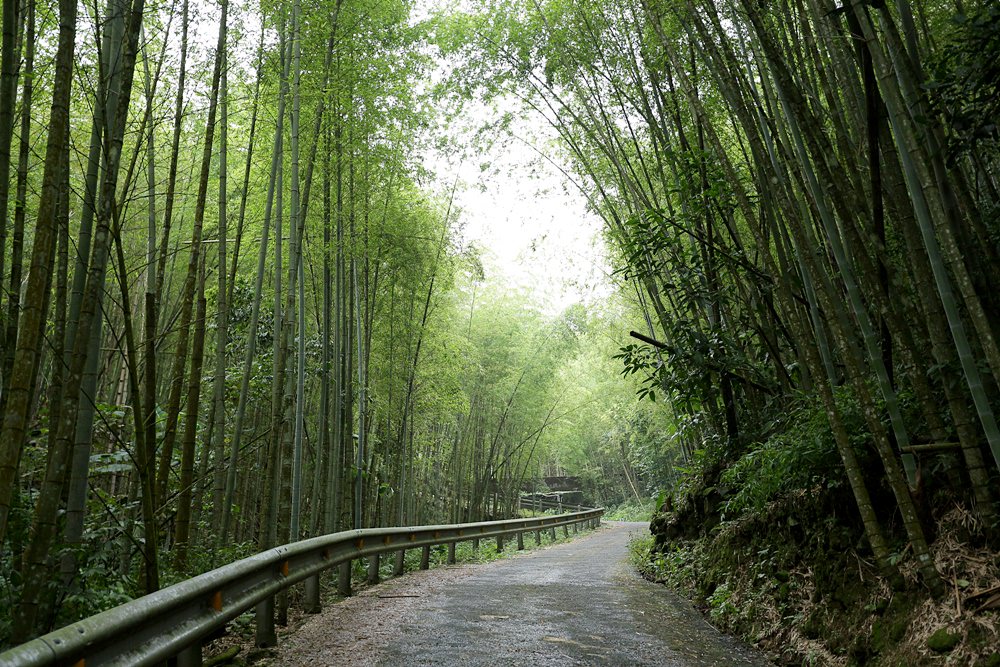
156 0 226 509
174 256 208 570
209 5 229 538
0 0 77 552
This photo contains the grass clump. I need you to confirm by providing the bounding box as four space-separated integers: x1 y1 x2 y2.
604 498 657 522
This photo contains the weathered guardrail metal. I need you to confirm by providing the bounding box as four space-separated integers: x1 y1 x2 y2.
0 509 602 667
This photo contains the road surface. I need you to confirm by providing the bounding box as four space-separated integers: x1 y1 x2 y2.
268 522 771 666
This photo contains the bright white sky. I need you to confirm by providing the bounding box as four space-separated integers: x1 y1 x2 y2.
415 0 614 316
428 113 613 315
418 105 611 316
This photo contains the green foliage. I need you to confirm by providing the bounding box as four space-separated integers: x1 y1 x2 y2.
54 523 137 629
720 397 847 516
926 5 1000 162
603 498 657 522
161 540 257 585
668 426 726 494
628 534 701 600
57 559 133 629
613 343 662 402
720 401 842 516
707 581 737 623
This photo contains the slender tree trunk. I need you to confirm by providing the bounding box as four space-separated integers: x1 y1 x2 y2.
154 0 189 306
227 30 264 306
1 0 34 405
0 0 20 323
0 0 77 552
260 24 290 551
141 18 160 570
210 13 229 537
289 0 304 540
318 115 333 534
156 0 226 509
331 102 345 532
174 256 208 570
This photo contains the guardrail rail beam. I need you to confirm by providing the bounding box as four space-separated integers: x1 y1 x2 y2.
0 509 603 666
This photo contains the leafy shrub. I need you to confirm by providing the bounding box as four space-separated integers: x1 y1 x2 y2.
925 6 1000 162
708 581 736 622
604 498 656 522
629 533 702 599
720 398 841 516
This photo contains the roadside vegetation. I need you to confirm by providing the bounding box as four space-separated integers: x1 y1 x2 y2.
0 0 662 646
603 498 658 523
444 0 1000 663
0 0 998 662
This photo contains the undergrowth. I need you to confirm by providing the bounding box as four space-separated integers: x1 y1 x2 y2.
639 393 1000 666
604 497 658 522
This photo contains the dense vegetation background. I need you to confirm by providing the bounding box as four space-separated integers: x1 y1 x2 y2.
0 0 998 662
0 0 673 645
442 0 999 662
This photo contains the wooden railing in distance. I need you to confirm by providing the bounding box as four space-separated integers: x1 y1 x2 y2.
0 509 603 667
518 495 587 514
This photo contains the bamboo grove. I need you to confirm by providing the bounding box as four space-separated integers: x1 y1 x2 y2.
0 0 665 644
445 0 1000 597
2 0 998 649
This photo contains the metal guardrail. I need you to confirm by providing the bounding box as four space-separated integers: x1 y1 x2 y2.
0 508 603 667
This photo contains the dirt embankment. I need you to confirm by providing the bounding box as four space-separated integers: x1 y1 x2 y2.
644 486 1000 666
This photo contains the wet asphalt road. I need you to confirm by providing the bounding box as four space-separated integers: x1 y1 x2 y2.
373 522 771 666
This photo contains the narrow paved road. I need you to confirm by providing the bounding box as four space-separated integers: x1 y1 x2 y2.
270 522 771 666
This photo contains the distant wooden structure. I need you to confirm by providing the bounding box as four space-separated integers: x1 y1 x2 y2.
543 476 582 492
521 475 587 508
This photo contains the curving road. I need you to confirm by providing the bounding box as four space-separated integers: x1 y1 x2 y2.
270 522 771 666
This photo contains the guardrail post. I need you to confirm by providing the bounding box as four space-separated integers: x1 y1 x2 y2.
177 642 203 667
472 538 480 552
255 596 277 647
394 550 405 575
367 554 381 584
338 561 352 596
562 524 569 538
420 545 430 569
305 573 321 613
0 511 614 666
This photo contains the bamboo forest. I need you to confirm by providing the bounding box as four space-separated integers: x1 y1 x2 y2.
0 0 998 663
